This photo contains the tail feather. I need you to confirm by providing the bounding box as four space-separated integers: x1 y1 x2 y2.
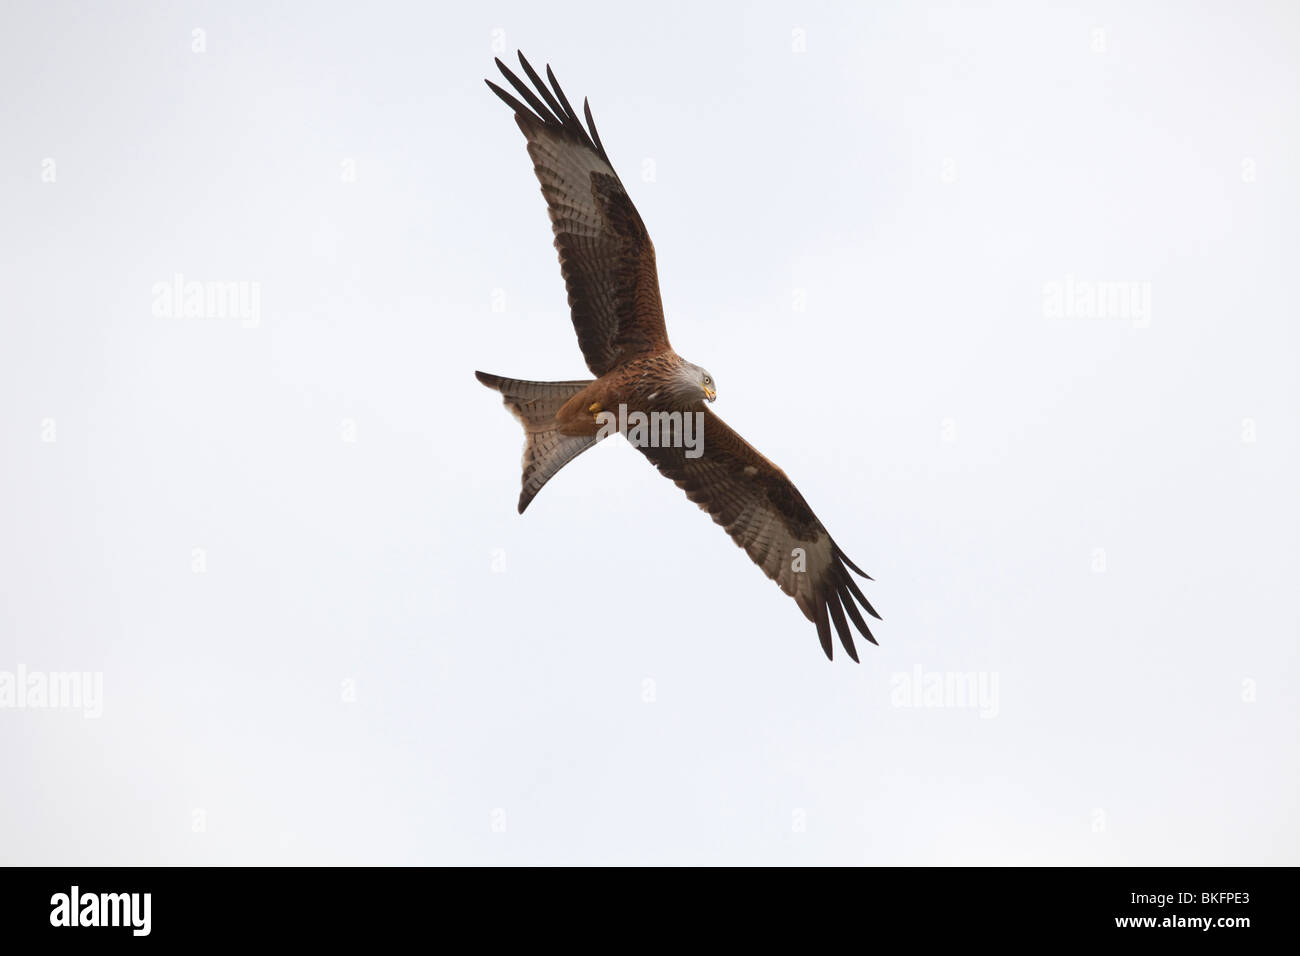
475 371 597 513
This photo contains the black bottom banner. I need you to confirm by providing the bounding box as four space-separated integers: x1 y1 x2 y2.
0 865 1281 942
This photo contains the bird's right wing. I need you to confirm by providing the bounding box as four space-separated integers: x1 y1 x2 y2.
486 52 671 376
634 407 881 661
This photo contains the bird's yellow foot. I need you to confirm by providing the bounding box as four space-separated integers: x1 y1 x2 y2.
588 402 603 415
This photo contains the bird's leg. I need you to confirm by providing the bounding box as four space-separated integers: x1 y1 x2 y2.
588 402 603 419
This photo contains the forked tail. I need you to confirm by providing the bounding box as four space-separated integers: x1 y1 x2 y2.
474 371 597 513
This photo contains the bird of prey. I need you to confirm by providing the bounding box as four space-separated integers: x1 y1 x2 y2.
476 53 881 660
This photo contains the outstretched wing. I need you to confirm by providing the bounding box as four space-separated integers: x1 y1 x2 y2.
634 408 881 661
486 53 671 376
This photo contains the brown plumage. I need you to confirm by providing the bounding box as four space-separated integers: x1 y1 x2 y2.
476 53 881 661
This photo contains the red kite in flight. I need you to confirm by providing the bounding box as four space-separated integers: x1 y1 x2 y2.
476 53 881 660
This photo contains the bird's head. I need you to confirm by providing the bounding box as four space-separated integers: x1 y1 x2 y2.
675 362 716 403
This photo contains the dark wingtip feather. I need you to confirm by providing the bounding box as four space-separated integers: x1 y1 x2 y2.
794 591 817 625
814 600 833 661
516 52 567 126
833 543 874 581
485 78 529 118
583 97 608 161
838 586 878 646
545 63 581 126
841 568 883 622
827 591 860 663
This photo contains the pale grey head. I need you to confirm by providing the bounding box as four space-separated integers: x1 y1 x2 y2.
670 360 717 405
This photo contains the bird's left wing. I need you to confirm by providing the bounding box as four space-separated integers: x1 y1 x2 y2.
486 53 671 377
634 408 881 661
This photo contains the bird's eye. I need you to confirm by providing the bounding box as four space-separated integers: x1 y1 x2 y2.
704 376 711 385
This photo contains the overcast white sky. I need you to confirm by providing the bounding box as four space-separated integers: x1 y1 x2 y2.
1 0 1297 865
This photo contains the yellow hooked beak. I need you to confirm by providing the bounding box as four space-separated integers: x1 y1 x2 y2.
704 386 716 402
